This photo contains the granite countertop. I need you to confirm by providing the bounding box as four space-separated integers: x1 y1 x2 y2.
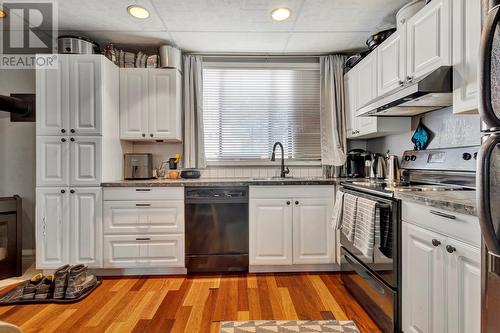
395 190 478 217
101 177 353 187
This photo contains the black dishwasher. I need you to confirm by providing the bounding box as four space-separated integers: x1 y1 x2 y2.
185 186 248 273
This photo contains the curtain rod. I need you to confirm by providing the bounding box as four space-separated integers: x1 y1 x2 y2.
184 53 328 58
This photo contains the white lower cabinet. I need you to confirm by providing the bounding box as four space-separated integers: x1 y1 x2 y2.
249 186 335 267
402 203 480 333
36 188 70 268
102 187 185 269
103 234 184 268
36 187 102 269
292 198 334 264
249 199 293 265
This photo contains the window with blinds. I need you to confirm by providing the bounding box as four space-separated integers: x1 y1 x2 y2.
202 63 321 162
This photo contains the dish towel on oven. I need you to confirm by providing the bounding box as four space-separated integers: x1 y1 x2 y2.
353 197 379 259
331 190 345 230
341 193 358 241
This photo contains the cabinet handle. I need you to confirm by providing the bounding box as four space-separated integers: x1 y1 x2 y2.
42 217 46 238
286 201 290 205
70 189 75 194
136 203 151 207
295 201 299 205
431 239 441 247
61 138 66 142
60 189 66 194
135 188 151 192
61 129 66 133
136 237 151 241
150 134 154 137
70 129 75 133
430 210 456 220
446 245 457 253
399 80 404 86
70 137 75 142
142 133 146 137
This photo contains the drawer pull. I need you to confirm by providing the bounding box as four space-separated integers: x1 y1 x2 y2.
430 210 456 220
135 189 151 192
135 237 151 241
135 203 151 207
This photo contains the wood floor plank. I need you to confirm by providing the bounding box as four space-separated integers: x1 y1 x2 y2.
0 273 380 333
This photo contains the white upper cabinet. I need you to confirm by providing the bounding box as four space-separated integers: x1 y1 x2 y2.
377 30 405 96
70 187 102 268
69 56 102 135
69 136 102 186
36 55 70 136
452 0 482 114
120 68 182 141
356 51 378 110
119 69 149 139
344 69 358 135
292 198 334 264
406 0 452 81
148 70 182 140
37 136 69 187
37 55 113 136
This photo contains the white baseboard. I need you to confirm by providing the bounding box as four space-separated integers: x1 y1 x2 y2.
249 264 340 273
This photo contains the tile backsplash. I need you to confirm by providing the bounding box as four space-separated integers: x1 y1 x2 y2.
130 142 323 178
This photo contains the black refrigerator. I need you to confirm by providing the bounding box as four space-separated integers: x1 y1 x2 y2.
478 1 500 332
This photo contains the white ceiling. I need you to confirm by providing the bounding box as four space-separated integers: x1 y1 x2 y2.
56 0 411 53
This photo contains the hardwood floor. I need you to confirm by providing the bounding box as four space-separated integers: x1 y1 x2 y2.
0 273 381 333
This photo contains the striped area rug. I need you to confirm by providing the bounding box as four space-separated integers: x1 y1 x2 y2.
220 320 360 332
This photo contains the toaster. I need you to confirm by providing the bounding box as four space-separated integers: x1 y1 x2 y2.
124 153 154 179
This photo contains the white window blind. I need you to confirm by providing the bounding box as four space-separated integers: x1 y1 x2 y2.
203 64 321 162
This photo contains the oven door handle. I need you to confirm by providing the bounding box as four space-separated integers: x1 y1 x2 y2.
344 254 386 295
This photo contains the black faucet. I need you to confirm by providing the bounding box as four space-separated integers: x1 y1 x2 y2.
271 142 290 178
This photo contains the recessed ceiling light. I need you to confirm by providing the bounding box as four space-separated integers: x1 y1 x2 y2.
127 5 150 19
271 7 291 21
0 9 6 18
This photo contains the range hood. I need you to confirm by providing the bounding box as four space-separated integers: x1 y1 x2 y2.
357 66 452 117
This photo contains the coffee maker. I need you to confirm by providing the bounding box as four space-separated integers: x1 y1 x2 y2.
346 149 371 178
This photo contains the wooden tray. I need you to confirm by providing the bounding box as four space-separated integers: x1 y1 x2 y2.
0 277 102 306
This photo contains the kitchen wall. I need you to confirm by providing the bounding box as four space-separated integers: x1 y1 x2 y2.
131 142 323 178
0 69 36 251
364 107 482 156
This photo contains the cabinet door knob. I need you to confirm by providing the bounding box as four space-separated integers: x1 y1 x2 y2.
446 245 456 254
286 201 291 205
70 129 75 133
70 189 75 194
70 137 75 142
431 239 441 247
60 189 66 194
61 129 66 133
142 133 146 137
150 133 154 137
295 201 299 205
399 80 404 86
61 138 66 142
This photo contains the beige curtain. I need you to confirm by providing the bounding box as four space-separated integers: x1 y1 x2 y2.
183 55 206 169
320 55 347 171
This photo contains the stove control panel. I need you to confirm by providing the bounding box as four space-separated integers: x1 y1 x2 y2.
401 146 479 172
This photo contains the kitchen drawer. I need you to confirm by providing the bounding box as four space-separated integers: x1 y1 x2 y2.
402 201 480 247
103 187 184 201
103 201 184 234
249 186 334 199
103 234 184 268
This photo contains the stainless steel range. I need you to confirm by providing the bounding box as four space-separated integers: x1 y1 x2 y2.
339 146 478 333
